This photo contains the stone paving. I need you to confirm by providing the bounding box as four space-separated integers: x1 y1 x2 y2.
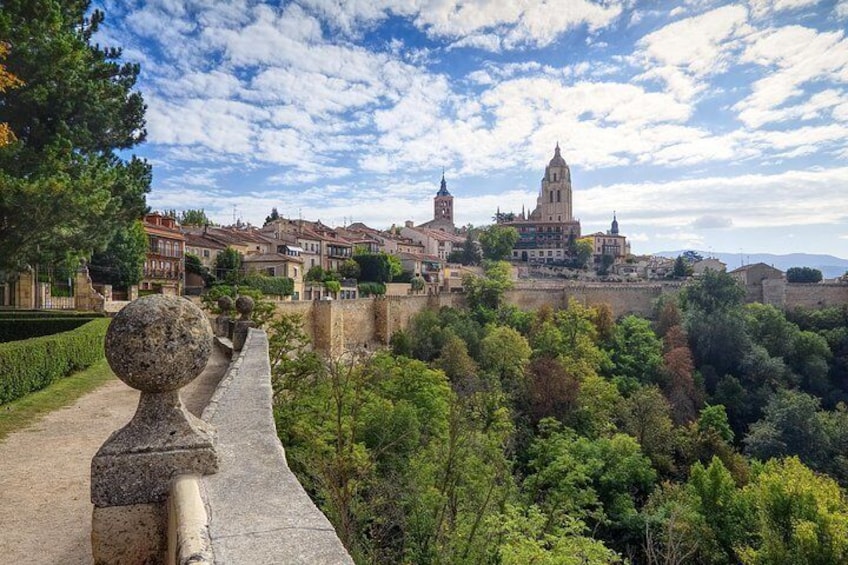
0 346 228 564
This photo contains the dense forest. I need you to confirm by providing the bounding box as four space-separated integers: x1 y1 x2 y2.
269 264 848 564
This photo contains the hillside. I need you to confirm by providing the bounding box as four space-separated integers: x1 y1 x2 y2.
657 250 848 279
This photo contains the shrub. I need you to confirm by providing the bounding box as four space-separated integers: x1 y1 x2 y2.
358 282 386 297
0 318 110 405
0 317 100 343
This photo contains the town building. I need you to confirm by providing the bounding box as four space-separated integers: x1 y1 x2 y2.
142 213 185 295
586 214 630 267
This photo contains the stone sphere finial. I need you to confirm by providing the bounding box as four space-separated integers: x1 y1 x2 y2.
235 295 254 320
217 295 234 312
105 295 213 393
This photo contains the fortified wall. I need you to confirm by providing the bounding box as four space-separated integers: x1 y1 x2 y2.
274 282 684 354
273 280 846 354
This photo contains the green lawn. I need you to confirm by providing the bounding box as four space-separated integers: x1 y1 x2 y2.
0 359 116 441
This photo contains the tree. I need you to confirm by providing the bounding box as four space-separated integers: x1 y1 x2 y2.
338 258 361 280
598 253 615 276
0 1 150 272
306 265 325 282
88 219 147 289
681 250 703 264
571 237 593 269
0 42 23 146
673 256 689 278
463 260 513 311
786 266 823 283
739 457 848 564
353 253 392 283
179 209 212 226
609 316 664 387
264 207 280 226
215 247 242 283
682 269 745 315
184 252 214 287
461 227 482 266
620 386 677 474
478 225 519 261
479 325 531 395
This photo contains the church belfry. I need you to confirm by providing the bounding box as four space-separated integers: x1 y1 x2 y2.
434 172 454 225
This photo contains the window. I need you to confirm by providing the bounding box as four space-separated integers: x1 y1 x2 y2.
549 191 553 203
203 249 210 258
553 173 557 181
557 190 561 202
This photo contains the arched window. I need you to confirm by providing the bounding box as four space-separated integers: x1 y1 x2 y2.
549 191 553 203
557 190 561 202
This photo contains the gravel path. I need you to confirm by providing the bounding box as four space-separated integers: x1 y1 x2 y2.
0 346 228 564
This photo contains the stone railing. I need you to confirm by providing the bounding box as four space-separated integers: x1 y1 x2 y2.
91 294 352 564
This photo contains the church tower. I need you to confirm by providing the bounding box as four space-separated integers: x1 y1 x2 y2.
433 172 454 226
531 143 573 222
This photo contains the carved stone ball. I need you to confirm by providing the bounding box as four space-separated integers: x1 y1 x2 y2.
217 295 234 312
105 295 213 393
235 295 254 320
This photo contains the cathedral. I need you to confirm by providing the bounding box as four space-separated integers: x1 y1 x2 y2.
499 143 583 263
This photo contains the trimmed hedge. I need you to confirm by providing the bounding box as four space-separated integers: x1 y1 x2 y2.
0 317 100 343
0 310 104 318
0 318 110 405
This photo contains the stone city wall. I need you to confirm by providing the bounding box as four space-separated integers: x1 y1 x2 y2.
268 281 846 355
784 282 848 310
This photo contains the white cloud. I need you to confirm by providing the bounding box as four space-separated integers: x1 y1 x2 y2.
734 25 848 127
634 5 751 101
749 0 820 18
692 215 733 229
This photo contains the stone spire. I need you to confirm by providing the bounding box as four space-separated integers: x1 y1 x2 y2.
610 212 619 235
437 169 450 196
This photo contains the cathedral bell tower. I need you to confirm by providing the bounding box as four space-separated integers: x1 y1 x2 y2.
531 143 573 222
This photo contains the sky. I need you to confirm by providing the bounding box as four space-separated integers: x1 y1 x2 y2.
95 0 848 258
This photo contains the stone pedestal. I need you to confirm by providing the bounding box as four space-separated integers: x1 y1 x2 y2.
91 294 218 565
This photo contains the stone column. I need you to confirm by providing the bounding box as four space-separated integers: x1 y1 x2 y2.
91 294 218 565
214 295 233 338
232 295 256 351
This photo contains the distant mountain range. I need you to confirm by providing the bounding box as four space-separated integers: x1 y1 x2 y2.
656 251 848 280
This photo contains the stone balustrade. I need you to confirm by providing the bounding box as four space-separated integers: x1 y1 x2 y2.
91 294 351 564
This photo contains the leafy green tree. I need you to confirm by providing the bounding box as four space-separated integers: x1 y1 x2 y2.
524 420 657 551
478 225 519 261
739 457 848 564
88 219 147 289
571 237 593 269
305 265 325 282
620 386 677 474
0 0 150 271
214 247 242 284
786 266 823 283
609 315 664 387
463 260 513 311
178 209 212 226
480 325 531 396
682 269 745 315
686 456 752 563
744 390 848 482
353 253 392 282
338 258 361 280
489 504 622 564
386 253 403 279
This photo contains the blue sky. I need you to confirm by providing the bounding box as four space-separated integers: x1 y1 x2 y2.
96 0 848 257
